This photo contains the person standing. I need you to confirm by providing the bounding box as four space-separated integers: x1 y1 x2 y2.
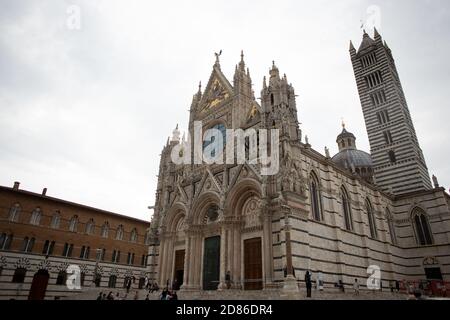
305 271 312 298
126 277 132 293
353 279 359 296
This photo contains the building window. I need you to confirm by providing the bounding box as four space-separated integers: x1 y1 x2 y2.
21 237 35 253
366 199 378 239
108 275 117 288
42 240 55 256
383 130 393 144
112 250 121 263
309 173 323 221
80 246 90 259
141 254 147 267
412 208 433 246
0 233 13 250
341 188 353 231
115 225 124 240
62 243 74 257
270 93 274 105
12 268 27 283
370 89 387 106
56 271 67 285
365 70 383 88
51 212 61 229
85 219 95 235
30 208 42 226
101 222 109 238
130 228 138 243
386 209 397 245
8 203 21 222
388 150 397 163
127 252 135 265
96 248 106 261
69 215 78 232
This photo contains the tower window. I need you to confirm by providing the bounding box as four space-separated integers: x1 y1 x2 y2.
270 93 274 106
377 109 390 124
365 71 383 88
388 150 396 163
383 130 393 144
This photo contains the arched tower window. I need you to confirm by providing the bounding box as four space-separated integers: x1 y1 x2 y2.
366 199 378 239
309 173 323 221
8 203 21 222
30 208 42 226
412 208 433 246
341 187 353 231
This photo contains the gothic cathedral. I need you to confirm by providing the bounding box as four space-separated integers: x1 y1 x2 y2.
148 30 450 293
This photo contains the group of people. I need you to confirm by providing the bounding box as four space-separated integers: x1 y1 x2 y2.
159 287 178 300
96 290 140 300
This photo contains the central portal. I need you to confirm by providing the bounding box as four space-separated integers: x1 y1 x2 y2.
244 237 263 290
203 236 220 290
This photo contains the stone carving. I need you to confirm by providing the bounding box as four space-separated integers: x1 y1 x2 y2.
243 197 261 228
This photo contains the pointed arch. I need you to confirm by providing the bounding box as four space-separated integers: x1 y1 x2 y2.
51 211 61 229
85 218 95 235
411 207 433 246
68 215 78 232
386 208 397 245
8 203 21 222
309 171 323 221
192 191 221 225
365 199 378 239
130 228 138 243
340 186 353 231
30 208 42 226
115 225 124 240
101 222 109 238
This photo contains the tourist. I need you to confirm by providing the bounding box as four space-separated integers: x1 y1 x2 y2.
172 291 178 300
102 293 107 300
305 271 312 298
353 279 359 296
160 287 168 300
145 294 150 300
126 277 132 293
115 292 120 300
107 291 114 300
395 280 400 293
96 292 103 300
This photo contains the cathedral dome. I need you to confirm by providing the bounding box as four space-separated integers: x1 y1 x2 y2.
331 149 373 169
332 124 374 183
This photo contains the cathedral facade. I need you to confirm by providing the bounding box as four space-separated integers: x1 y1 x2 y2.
148 30 450 293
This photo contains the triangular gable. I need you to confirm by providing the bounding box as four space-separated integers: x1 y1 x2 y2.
199 65 234 114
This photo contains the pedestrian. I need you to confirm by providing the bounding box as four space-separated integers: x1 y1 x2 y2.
145 294 150 300
353 279 359 296
225 271 231 289
172 291 178 300
126 277 132 293
305 271 312 298
115 292 120 300
102 293 107 300
96 292 103 300
107 291 114 300
395 280 400 292
134 290 139 300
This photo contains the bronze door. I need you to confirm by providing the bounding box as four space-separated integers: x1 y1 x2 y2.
203 236 220 290
244 237 263 290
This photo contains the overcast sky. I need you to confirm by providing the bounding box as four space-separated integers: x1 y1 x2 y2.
1 0 449 221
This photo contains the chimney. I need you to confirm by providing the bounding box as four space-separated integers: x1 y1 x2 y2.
13 181 20 190
42 188 47 196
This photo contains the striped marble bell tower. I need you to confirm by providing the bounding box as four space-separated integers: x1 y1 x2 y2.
350 28 432 195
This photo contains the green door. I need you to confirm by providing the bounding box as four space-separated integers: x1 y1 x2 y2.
203 236 220 290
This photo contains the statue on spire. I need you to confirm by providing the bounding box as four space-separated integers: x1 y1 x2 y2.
214 50 222 66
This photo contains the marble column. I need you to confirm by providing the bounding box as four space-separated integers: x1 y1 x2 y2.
262 213 274 287
180 234 191 290
218 225 228 290
282 207 299 294
232 223 242 289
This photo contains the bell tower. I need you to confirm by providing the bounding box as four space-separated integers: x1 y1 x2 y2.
350 29 432 194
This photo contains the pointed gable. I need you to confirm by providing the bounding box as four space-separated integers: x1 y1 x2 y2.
198 64 234 114
357 31 376 54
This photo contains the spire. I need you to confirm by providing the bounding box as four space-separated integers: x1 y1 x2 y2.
171 124 180 143
197 81 202 95
270 60 280 79
349 40 355 51
374 27 380 38
238 50 245 72
341 118 346 129
263 76 267 89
